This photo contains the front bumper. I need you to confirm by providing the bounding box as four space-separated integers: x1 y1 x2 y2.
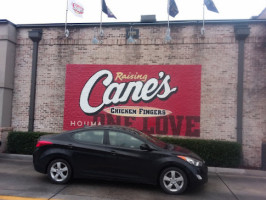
187 163 208 186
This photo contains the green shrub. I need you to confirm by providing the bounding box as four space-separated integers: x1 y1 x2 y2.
7 131 54 155
158 137 242 168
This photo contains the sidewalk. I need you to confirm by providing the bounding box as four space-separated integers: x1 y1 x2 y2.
1 153 266 200
1 152 266 177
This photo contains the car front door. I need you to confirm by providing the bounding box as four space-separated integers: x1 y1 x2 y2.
105 130 158 183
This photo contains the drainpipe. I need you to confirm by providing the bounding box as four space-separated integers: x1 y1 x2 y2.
28 29 42 132
234 25 250 145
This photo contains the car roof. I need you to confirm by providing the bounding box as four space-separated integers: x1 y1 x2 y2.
65 125 140 135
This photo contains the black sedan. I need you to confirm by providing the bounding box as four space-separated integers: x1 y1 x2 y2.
33 125 207 194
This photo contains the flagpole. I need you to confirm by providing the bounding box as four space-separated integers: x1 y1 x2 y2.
65 0 69 37
167 0 170 30
165 0 171 42
201 0 205 35
100 0 103 38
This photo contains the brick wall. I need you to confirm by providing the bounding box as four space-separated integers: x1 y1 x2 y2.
242 23 266 167
11 22 266 167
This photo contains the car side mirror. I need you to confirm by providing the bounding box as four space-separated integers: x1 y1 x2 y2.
140 143 153 151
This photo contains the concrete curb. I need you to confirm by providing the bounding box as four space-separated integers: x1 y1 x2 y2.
0 153 32 160
209 166 266 177
1 153 266 177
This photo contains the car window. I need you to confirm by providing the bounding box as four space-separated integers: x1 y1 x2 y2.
108 131 143 149
73 130 104 145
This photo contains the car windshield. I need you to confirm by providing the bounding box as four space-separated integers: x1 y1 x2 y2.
135 130 167 149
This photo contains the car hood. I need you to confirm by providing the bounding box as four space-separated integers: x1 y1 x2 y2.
166 144 202 161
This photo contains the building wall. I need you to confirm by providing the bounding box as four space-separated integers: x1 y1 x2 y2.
242 24 266 166
0 21 16 127
11 22 266 167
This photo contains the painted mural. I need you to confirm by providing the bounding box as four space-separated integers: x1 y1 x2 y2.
63 64 201 136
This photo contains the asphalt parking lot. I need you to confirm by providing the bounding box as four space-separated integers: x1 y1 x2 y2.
1 154 266 200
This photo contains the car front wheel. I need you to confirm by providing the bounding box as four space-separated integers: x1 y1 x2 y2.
47 159 72 184
159 167 188 194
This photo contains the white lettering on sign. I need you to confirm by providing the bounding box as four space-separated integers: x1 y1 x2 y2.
80 70 178 115
70 121 102 127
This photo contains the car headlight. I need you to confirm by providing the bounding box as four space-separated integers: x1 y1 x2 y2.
178 156 203 167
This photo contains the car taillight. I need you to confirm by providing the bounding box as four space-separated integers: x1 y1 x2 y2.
36 141 53 147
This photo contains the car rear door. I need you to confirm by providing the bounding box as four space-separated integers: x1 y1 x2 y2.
70 129 110 178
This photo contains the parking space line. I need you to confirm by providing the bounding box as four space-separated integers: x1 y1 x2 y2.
0 195 61 200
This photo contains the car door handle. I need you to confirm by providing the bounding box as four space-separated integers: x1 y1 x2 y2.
110 151 116 156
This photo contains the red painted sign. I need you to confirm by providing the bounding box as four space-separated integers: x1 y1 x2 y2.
63 64 201 137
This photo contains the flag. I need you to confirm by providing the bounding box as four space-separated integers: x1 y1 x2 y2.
168 0 179 18
102 0 117 19
204 0 218 13
68 0 84 18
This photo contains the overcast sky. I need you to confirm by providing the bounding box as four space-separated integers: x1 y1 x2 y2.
0 0 265 24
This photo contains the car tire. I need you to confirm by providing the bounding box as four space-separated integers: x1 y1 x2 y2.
47 159 72 184
159 167 188 195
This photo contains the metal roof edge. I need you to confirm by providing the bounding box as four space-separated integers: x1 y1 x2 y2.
14 19 266 29
0 19 17 27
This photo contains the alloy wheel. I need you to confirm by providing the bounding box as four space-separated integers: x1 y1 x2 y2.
48 159 71 184
159 167 187 194
163 170 184 192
